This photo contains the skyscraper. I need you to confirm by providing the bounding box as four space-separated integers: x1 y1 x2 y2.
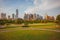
24 13 43 21
8 15 10 19
12 13 15 19
16 9 18 19
24 13 29 20
0 13 6 19
36 14 43 20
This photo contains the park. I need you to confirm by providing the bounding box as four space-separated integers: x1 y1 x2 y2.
0 0 60 40
0 14 60 40
0 23 60 40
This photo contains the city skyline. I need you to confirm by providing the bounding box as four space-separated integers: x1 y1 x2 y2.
0 0 60 18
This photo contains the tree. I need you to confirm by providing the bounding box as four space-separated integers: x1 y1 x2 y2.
15 18 23 24
0 20 5 25
56 14 60 20
56 14 60 28
0 19 6 28
22 21 29 27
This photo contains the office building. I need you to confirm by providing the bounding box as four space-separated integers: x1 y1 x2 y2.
45 15 55 20
24 13 43 21
12 13 15 19
24 13 29 20
16 9 18 19
0 13 6 19
36 14 43 20
8 15 10 19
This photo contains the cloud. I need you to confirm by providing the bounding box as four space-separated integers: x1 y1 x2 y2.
25 0 60 13
39 0 60 10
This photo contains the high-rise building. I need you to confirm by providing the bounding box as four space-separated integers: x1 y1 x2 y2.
36 14 43 20
8 15 10 19
29 14 33 20
12 13 15 19
24 13 43 21
16 9 18 19
0 13 6 19
45 14 55 20
33 14 36 20
24 13 29 20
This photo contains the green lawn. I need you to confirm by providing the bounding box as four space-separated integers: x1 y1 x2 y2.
29 23 56 29
0 23 60 40
0 30 60 40
5 23 57 30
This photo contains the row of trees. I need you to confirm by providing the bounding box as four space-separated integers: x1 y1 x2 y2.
0 18 24 25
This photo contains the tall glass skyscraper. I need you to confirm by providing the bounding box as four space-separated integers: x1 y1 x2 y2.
16 9 18 19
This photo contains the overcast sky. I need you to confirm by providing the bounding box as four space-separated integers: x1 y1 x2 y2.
0 0 60 18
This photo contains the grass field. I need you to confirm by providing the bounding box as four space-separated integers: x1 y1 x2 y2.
0 30 60 40
29 23 57 29
0 23 60 40
5 23 58 29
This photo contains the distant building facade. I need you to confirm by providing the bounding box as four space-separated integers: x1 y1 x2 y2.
16 9 18 19
12 13 15 19
36 14 43 20
8 15 11 19
0 13 6 19
24 13 29 20
45 15 55 20
24 13 43 21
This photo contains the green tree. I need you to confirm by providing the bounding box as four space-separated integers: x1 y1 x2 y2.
56 15 60 20
56 14 60 24
0 19 5 25
15 18 23 24
22 20 29 27
0 19 6 28
56 14 60 28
